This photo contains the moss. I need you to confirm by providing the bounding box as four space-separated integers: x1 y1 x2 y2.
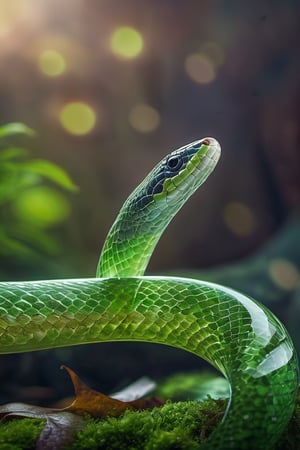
0 383 299 449
69 399 224 450
0 418 44 450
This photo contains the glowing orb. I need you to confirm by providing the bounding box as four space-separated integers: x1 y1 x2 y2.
129 104 160 133
110 26 143 59
60 102 96 135
39 49 66 77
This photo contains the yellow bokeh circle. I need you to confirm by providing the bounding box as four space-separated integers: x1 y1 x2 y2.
38 49 66 77
269 258 300 291
60 102 96 135
223 202 256 236
129 104 160 133
184 53 216 84
110 26 144 59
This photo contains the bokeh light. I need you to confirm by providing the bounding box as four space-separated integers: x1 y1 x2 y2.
223 202 256 236
128 104 160 133
0 0 27 36
110 26 144 59
184 53 216 84
14 187 70 228
269 258 300 291
59 101 96 135
38 49 66 77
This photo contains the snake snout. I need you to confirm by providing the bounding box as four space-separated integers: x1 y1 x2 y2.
204 137 221 162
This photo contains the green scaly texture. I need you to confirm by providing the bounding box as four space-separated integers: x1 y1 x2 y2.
0 138 298 449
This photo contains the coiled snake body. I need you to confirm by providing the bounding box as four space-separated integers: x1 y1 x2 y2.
0 138 298 449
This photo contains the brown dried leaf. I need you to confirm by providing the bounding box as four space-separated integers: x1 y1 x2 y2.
0 366 162 449
61 365 162 417
0 403 86 450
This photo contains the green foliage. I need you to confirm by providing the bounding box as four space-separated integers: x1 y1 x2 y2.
68 399 224 450
0 122 77 265
157 372 229 402
0 418 44 450
0 123 35 138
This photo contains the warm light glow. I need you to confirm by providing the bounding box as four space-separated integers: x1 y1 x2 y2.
0 0 27 35
38 49 66 77
184 53 216 84
14 187 70 227
110 26 144 59
269 259 300 291
223 202 256 236
59 102 96 135
129 104 160 133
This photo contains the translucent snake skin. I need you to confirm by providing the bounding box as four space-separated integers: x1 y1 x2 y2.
0 138 298 449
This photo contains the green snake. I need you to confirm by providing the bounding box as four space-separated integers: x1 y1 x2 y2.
0 138 298 449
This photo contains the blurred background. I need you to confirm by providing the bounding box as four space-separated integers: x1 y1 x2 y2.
0 0 299 404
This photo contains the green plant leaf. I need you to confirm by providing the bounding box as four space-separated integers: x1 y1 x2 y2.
8 223 60 255
0 228 36 258
0 123 75 262
0 123 35 138
0 147 29 160
0 168 40 204
20 160 78 191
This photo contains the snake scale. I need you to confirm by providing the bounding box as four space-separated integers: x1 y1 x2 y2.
0 138 298 449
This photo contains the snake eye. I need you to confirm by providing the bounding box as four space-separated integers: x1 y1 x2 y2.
166 155 183 171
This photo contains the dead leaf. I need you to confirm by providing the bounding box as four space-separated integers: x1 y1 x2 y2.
0 366 162 449
0 403 86 450
61 365 162 417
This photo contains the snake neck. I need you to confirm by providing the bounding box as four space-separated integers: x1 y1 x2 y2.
96 167 186 278
96 138 221 278
96 202 164 278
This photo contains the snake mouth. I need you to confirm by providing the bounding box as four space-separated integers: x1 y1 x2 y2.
202 137 221 163
186 136 221 182
185 137 221 170
163 137 221 207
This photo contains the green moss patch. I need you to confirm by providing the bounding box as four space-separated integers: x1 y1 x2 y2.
69 399 224 450
0 418 44 450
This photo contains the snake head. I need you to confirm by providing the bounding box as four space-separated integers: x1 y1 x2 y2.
131 137 221 214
